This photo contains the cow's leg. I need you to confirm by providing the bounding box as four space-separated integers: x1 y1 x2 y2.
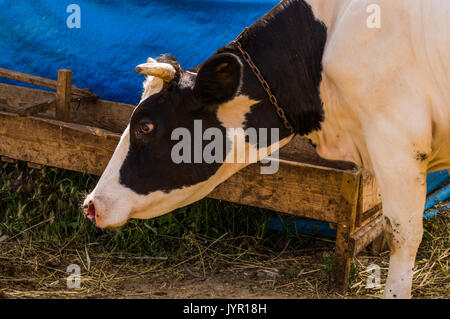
381 188 425 299
365 130 428 299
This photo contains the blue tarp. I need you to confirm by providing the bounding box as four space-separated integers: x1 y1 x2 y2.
0 0 278 105
424 170 450 218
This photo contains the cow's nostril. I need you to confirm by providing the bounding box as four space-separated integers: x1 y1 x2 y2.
83 201 96 222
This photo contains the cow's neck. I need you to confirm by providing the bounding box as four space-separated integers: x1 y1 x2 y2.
221 0 328 140
217 0 363 166
305 0 351 31
303 0 365 167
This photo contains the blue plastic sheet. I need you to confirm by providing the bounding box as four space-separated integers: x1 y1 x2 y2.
0 0 278 105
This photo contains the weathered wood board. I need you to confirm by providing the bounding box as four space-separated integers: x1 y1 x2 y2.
0 83 134 133
209 160 348 223
0 111 119 176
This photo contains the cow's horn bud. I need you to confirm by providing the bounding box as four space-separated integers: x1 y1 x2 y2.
135 62 176 82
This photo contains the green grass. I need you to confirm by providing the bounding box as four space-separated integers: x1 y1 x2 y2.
1 162 448 298
0 161 315 260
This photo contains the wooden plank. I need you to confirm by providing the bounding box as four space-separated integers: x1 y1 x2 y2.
0 111 120 176
17 98 56 117
360 171 381 214
55 70 72 122
371 232 387 255
349 214 384 257
332 172 360 293
1 156 17 164
359 204 383 228
209 161 348 223
355 170 382 229
0 84 55 113
0 67 95 97
69 97 133 133
280 136 357 171
0 83 133 133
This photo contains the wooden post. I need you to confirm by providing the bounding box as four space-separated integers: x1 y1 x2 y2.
55 69 72 122
332 172 360 293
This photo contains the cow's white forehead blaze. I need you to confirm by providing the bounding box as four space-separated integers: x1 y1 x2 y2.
141 75 164 102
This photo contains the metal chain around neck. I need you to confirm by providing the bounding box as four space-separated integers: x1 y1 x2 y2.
230 27 295 135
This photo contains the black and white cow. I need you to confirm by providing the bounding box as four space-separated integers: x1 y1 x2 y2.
83 0 450 298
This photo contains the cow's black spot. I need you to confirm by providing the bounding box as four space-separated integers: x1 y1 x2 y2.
384 216 397 252
221 0 328 136
416 151 428 162
194 53 242 105
307 138 318 149
385 216 392 228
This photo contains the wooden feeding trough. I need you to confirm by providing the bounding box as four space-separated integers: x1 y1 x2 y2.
0 68 384 293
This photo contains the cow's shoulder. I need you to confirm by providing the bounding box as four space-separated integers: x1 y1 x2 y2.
310 0 450 170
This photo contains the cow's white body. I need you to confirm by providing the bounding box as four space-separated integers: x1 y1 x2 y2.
306 0 449 298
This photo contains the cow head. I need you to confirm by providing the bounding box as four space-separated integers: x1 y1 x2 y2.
82 53 291 228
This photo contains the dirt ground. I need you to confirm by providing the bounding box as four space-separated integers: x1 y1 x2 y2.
0 242 361 299
1 207 448 299
0 236 447 299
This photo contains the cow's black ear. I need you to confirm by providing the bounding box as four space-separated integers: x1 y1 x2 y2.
193 53 242 105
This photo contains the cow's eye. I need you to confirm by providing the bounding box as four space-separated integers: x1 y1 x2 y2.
139 121 155 135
